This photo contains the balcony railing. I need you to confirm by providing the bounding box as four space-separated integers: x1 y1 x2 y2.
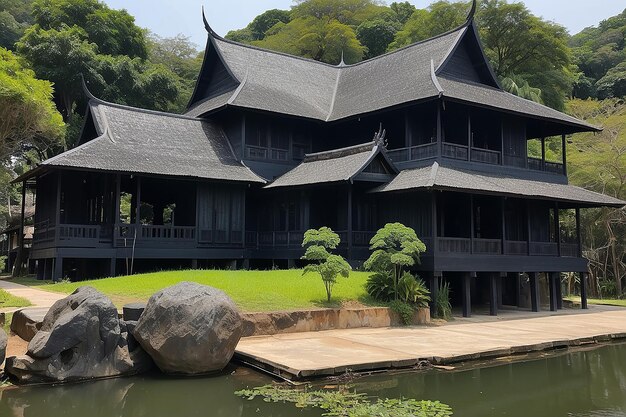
387 143 438 163
245 145 289 161
442 143 469 161
245 230 376 249
527 157 564 174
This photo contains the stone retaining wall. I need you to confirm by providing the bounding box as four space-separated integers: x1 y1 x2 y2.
241 307 430 337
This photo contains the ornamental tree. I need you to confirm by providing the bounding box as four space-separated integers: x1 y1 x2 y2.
301 227 351 302
364 223 426 300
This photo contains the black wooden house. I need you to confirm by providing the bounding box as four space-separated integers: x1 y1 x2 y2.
17 4 624 316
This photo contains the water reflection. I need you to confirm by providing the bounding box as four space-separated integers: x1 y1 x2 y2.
2 344 626 417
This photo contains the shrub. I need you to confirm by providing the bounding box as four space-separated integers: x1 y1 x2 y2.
301 227 351 302
435 281 452 320
389 300 415 325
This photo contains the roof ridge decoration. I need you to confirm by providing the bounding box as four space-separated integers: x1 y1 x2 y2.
304 141 377 162
430 59 444 97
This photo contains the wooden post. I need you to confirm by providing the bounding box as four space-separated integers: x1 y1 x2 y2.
549 272 558 312
53 256 63 282
55 172 62 245
500 120 505 166
526 200 532 256
12 180 27 277
489 273 498 316
541 137 546 170
467 112 472 162
436 102 442 158
557 276 563 310
501 198 506 254
554 203 561 257
431 192 438 254
462 273 472 318
430 274 439 318
135 176 141 226
529 272 540 312
575 208 582 257
562 134 567 176
581 272 588 310
469 194 474 254
110 257 116 277
347 185 353 262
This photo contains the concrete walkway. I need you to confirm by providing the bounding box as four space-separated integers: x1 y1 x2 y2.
0 279 65 313
235 307 626 379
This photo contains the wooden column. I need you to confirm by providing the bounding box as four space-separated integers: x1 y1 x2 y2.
436 102 442 158
462 273 472 318
431 192 438 254
467 112 472 162
500 120 505 166
526 200 532 256
53 256 63 282
557 278 563 310
347 185 353 262
13 180 27 277
110 257 116 278
489 273 498 316
55 172 62 245
430 274 440 318
549 272 558 312
501 198 506 254
580 272 588 310
135 176 142 226
529 272 540 312
555 203 561 257
575 207 582 257
469 194 474 254
562 134 567 176
541 137 546 170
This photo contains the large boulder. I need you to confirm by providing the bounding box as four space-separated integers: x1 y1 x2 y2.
133 282 242 375
0 328 7 365
5 287 152 383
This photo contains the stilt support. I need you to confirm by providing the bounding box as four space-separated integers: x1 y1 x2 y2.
462 273 472 318
529 272 540 312
430 274 440 318
549 272 558 312
581 272 588 310
489 273 498 316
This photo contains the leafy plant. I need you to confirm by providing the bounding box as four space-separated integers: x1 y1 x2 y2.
435 281 452 320
235 384 454 417
301 227 352 302
389 300 414 325
364 223 427 301
367 271 430 307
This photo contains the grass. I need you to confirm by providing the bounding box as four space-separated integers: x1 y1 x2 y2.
0 289 31 309
566 296 626 307
14 269 375 312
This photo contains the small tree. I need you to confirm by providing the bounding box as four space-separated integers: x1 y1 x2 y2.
301 227 351 302
364 223 426 300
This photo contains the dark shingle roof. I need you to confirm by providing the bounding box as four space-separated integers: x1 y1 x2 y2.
265 142 388 189
186 22 598 132
41 99 264 183
373 162 625 207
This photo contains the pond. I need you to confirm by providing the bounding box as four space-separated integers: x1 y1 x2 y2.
2 343 626 417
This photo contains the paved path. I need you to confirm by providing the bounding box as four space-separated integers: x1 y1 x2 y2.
0 279 65 313
235 307 626 379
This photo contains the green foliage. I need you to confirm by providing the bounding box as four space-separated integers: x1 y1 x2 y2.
389 300 415 325
356 18 399 58
235 384 454 417
364 223 426 301
0 47 65 161
571 8 626 99
0 288 31 308
367 271 430 308
301 227 352 302
434 280 452 320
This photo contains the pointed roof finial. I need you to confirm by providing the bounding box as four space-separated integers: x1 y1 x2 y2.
338 50 346 67
467 0 477 23
202 5 217 36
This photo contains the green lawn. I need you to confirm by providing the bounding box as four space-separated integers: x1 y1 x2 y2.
0 289 31 309
566 296 626 307
18 269 375 312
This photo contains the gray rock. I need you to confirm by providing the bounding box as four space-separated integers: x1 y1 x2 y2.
133 282 242 375
10 308 47 342
123 303 146 321
0 328 7 364
5 287 153 383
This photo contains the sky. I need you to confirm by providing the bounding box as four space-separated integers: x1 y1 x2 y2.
102 0 626 50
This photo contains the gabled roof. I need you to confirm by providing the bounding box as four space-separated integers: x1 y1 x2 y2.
26 94 264 184
373 162 625 208
265 141 396 189
186 8 599 133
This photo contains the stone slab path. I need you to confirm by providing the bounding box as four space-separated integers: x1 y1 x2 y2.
235 307 626 379
0 279 65 313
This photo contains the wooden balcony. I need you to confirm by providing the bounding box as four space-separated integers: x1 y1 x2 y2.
527 157 564 174
435 237 579 257
386 143 437 163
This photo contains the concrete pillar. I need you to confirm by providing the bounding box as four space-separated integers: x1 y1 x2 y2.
462 273 472 318
581 272 588 310
489 273 498 316
529 272 540 312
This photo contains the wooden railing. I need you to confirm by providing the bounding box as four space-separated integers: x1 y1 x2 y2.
387 143 437 163
504 240 527 255
529 241 558 256
473 238 502 255
33 220 55 244
442 143 469 161
245 145 288 161
503 154 526 168
560 243 580 258
438 237 471 253
245 230 375 249
470 148 500 165
528 157 565 175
